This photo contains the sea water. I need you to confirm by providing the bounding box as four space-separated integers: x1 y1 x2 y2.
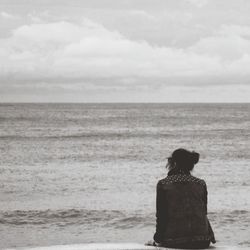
0 103 249 248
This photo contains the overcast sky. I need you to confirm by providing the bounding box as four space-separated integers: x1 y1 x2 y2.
1 0 250 102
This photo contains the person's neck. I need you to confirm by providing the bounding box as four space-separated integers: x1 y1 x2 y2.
168 168 190 176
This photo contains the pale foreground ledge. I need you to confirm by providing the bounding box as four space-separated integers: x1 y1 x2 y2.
5 243 249 250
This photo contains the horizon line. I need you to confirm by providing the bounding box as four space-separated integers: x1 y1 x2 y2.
0 102 249 104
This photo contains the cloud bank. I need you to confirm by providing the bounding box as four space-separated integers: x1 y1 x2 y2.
1 19 250 81
0 2 250 102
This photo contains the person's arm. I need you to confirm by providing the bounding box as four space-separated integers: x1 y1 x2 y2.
153 181 167 243
203 183 208 215
204 183 216 244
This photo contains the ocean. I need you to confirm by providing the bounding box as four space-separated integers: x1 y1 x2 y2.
0 103 249 249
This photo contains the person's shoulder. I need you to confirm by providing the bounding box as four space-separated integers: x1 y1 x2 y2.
156 178 166 187
157 174 207 187
189 175 207 187
156 175 177 186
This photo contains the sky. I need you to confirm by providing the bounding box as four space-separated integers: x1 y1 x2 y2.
0 0 250 102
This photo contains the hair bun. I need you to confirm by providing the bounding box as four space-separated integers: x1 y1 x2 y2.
191 152 200 164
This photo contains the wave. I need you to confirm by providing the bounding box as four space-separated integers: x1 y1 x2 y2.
0 132 177 140
0 209 152 228
1 209 249 229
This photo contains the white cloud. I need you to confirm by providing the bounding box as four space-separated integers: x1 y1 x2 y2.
0 19 250 93
185 0 208 8
189 24 250 67
1 1 250 102
1 11 16 19
128 10 156 21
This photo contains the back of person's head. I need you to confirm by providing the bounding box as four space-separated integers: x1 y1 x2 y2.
167 148 199 173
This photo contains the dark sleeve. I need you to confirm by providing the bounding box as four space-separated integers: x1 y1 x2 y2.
203 182 208 215
153 181 167 243
204 182 216 243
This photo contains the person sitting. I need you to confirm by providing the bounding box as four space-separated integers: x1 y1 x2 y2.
150 148 216 249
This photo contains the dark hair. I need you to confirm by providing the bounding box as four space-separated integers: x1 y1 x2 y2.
167 148 199 174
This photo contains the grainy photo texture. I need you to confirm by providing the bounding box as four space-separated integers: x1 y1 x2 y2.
0 1 250 250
